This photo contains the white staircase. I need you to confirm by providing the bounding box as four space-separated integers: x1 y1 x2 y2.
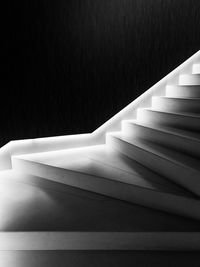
0 51 200 251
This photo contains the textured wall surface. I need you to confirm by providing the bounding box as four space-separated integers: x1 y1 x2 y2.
7 0 200 146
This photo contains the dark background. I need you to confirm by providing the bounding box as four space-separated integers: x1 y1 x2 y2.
6 0 200 147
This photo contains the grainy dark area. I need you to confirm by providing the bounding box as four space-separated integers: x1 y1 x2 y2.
6 0 200 146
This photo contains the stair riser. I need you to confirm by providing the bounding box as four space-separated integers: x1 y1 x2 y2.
193 64 200 74
107 135 200 196
12 157 200 220
179 74 200 85
166 86 200 98
152 97 200 113
122 122 200 158
137 109 200 132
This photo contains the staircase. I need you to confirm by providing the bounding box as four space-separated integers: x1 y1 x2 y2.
0 51 200 252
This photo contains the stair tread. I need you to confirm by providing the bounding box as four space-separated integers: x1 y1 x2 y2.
143 108 200 118
1 170 200 232
124 119 200 141
110 132 200 172
81 146 188 194
13 145 190 196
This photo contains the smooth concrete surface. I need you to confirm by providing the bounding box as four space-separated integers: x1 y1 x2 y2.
152 96 200 113
193 63 200 74
166 85 200 98
179 74 200 85
122 120 200 157
1 172 200 232
12 145 186 194
11 153 200 220
1 251 200 267
1 172 200 250
137 108 200 131
107 132 200 196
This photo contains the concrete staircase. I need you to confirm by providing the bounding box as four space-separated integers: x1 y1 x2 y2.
0 51 200 251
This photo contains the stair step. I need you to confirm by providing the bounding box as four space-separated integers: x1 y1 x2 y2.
137 108 200 132
107 132 200 197
1 170 200 250
76 145 186 192
152 97 200 113
192 63 200 74
122 120 200 158
12 146 185 195
166 85 200 98
179 74 200 85
12 147 200 220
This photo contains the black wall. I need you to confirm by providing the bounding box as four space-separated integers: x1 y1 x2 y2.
6 0 200 147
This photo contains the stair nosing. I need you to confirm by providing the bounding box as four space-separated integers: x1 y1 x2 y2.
123 120 200 142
